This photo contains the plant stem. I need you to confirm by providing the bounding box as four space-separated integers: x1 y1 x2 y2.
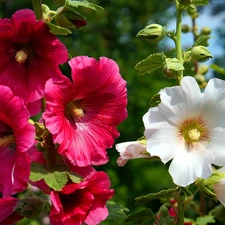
175 0 183 83
32 0 43 20
177 202 185 225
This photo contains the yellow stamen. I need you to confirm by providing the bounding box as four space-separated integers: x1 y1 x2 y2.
66 101 84 120
15 50 28 63
0 135 15 147
188 128 201 141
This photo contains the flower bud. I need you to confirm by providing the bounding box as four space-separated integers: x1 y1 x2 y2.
181 24 191 33
55 6 87 29
200 26 211 35
187 4 197 15
191 46 213 62
178 0 192 8
162 58 184 79
16 195 45 219
137 24 166 43
194 74 207 88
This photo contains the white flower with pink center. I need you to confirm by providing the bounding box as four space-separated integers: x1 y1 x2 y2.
143 76 225 187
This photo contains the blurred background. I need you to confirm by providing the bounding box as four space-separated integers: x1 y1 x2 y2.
1 0 225 224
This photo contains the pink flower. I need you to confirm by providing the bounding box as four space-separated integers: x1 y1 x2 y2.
115 141 151 166
49 171 114 225
0 85 35 197
43 56 127 166
0 9 68 104
0 197 23 225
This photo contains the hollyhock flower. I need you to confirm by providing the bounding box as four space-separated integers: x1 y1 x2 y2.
0 197 23 225
0 9 68 104
143 76 225 187
49 171 114 225
115 140 151 166
43 56 127 166
0 85 35 197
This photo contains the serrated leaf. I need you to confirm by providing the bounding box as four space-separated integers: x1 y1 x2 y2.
193 35 210 47
135 53 166 75
66 171 82 183
135 188 177 205
125 208 155 224
196 215 215 225
210 64 225 75
192 0 209 6
45 22 72 35
44 171 68 191
105 201 129 220
149 94 161 107
30 162 49 182
66 0 104 11
30 162 69 191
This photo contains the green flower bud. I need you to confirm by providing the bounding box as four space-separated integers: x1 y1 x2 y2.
16 195 45 219
137 24 166 43
181 24 191 33
187 4 197 15
178 0 192 8
162 58 184 79
55 6 87 29
194 74 207 88
191 46 213 62
200 26 211 35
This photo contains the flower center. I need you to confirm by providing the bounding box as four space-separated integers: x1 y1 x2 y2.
15 50 28 63
188 128 201 141
65 101 84 122
0 135 15 147
179 117 210 148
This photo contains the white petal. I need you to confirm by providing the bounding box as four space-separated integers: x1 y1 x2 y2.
145 122 180 163
169 146 213 187
213 179 225 206
201 78 225 128
208 128 225 166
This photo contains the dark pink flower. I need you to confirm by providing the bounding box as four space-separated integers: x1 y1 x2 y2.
0 85 35 197
49 171 114 225
0 9 68 104
43 56 127 166
0 197 23 225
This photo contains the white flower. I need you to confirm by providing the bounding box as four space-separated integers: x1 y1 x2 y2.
115 141 150 166
143 76 225 187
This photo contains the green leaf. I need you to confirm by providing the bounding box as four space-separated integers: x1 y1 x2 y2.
210 64 225 75
66 0 104 11
193 35 210 47
45 22 72 35
125 208 155 224
30 162 81 191
149 94 161 107
196 215 215 225
135 53 166 76
135 188 177 205
105 201 129 220
192 0 209 6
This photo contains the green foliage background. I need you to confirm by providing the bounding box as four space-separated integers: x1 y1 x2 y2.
1 0 224 224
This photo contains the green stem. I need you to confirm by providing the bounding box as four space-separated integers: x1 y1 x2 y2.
177 202 185 225
32 0 43 20
175 0 183 82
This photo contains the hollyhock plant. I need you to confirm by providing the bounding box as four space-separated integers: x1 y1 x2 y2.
115 140 151 166
143 76 225 187
43 56 127 166
0 9 68 105
49 171 114 225
0 85 35 197
0 197 23 225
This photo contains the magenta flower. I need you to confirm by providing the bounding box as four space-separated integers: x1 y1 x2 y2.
43 56 127 166
0 9 68 104
49 171 114 225
0 197 23 225
0 85 35 197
